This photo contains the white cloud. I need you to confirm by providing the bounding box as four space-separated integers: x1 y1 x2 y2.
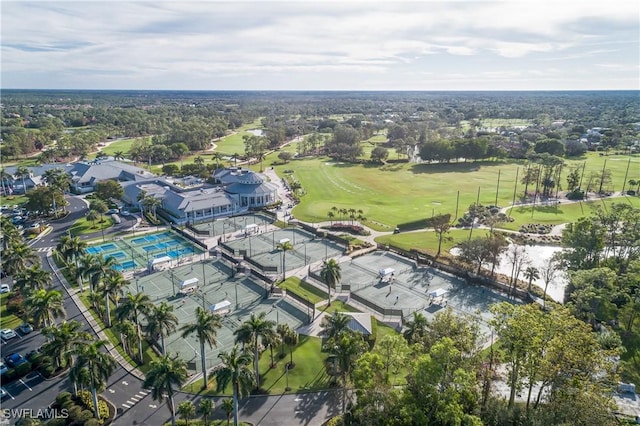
1 0 638 90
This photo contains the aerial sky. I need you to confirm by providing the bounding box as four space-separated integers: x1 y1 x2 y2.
2 1 638 91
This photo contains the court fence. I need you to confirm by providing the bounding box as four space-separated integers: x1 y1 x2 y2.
171 224 208 250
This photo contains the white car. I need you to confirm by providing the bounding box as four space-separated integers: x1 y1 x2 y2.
0 329 17 340
0 387 7 399
0 284 9 294
0 361 7 375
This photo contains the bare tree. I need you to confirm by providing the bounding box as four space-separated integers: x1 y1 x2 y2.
540 254 562 309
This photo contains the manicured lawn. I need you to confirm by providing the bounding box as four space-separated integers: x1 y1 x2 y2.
258 335 330 394
185 334 330 395
90 137 148 159
500 195 640 231
278 277 327 305
0 194 28 207
0 293 23 330
69 216 114 236
214 118 263 157
271 152 640 231
317 300 361 314
375 229 490 256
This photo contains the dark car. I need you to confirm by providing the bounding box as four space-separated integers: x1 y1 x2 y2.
5 353 28 368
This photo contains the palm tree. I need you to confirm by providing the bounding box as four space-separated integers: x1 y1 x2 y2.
2 242 38 276
14 265 52 294
211 152 223 170
212 346 255 426
114 320 137 358
26 289 66 328
177 401 195 426
283 327 299 368
69 364 91 396
265 329 282 368
221 399 234 426
524 266 540 293
320 312 351 342
327 211 335 225
276 240 294 281
80 254 117 293
86 209 99 229
147 301 178 355
72 340 117 419
198 398 215 426
320 259 341 306
41 320 91 369
402 311 428 344
329 332 368 413
113 151 125 161
142 195 161 220
234 312 276 390
180 307 223 389
115 292 153 363
0 168 11 196
276 323 291 359
143 354 188 426
100 271 128 327
14 166 30 194
194 155 205 171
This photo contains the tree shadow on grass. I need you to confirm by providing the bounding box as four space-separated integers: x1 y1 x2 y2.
410 161 502 175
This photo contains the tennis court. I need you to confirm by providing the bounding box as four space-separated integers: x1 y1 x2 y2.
191 213 274 237
85 231 203 272
222 228 344 275
125 258 308 373
342 251 518 340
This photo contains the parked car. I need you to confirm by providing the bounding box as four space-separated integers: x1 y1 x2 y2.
5 353 27 368
18 323 33 334
0 360 7 375
106 208 119 215
0 284 10 294
120 210 130 216
0 329 17 340
0 387 7 399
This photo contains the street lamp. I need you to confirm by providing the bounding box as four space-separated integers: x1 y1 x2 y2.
248 234 252 257
170 268 176 297
235 280 239 309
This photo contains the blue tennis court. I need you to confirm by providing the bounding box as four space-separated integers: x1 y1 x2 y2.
86 230 203 273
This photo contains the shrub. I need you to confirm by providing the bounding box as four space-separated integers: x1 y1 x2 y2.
78 390 109 420
56 391 73 406
39 364 55 378
79 410 94 422
327 415 344 426
4 368 16 381
68 405 83 422
84 419 101 426
14 361 32 378
566 189 584 200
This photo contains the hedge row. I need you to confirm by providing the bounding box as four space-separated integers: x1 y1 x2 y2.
397 213 452 232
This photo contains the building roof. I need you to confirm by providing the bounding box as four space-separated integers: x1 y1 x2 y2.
225 181 278 195
214 167 267 185
69 159 154 184
162 188 233 213
345 313 373 336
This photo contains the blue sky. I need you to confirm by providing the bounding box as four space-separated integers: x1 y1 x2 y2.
2 1 638 90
